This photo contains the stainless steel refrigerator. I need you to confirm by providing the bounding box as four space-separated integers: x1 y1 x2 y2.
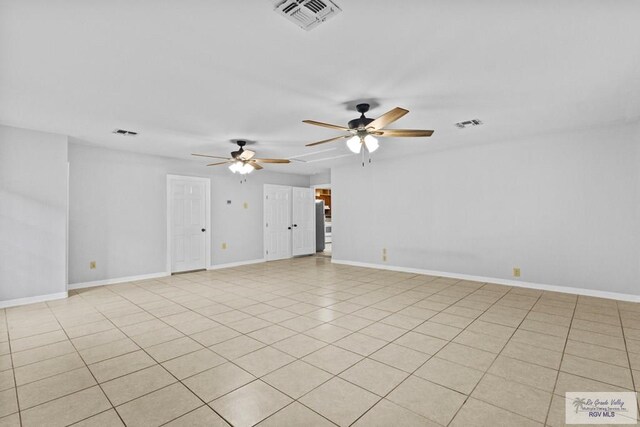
315 200 325 252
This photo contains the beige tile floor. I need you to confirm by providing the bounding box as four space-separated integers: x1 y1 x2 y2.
1 256 639 426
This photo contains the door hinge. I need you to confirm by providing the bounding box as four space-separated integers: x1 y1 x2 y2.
265 195 268 199
266 250 269 255
266 223 269 228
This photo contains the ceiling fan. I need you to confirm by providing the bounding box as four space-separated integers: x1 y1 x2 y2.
191 140 290 174
303 103 434 154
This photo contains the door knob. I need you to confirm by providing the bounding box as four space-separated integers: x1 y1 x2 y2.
287 227 292 230
201 228 206 232
293 224 298 227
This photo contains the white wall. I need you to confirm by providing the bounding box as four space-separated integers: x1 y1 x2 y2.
0 125 68 303
310 170 331 186
332 123 640 297
68 142 308 284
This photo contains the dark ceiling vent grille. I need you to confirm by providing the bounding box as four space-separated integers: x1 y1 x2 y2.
304 0 326 13
455 119 483 129
112 129 138 136
282 2 297 13
273 0 341 31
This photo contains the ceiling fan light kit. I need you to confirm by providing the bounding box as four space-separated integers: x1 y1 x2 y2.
346 134 379 154
228 161 254 174
363 134 379 152
346 135 361 153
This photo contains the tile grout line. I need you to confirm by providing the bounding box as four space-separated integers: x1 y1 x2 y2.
542 292 578 426
616 301 639 420
250 400 340 427
3 309 23 427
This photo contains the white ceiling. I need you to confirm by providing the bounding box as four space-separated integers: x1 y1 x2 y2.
1 0 639 175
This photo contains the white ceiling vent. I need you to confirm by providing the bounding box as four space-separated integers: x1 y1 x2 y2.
273 0 342 31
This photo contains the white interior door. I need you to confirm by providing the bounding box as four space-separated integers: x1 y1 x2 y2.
264 185 292 261
169 176 209 272
292 187 316 256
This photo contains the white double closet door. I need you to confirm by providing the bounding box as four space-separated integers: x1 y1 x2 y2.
264 184 315 261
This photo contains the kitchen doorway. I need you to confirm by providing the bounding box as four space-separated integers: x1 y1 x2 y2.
313 185 332 257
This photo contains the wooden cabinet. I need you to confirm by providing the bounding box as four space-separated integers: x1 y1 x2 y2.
315 188 331 220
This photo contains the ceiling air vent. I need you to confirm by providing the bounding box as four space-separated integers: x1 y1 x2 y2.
455 119 483 129
112 129 138 136
273 0 342 31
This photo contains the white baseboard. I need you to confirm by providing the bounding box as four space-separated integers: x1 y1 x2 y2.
331 259 640 303
68 272 170 290
0 291 69 309
208 258 266 270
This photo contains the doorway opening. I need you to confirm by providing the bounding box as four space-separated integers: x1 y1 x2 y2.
314 185 331 257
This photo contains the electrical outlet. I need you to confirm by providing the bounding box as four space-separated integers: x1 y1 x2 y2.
513 267 521 278
89 261 96 269
243 202 248 209
382 248 387 262
222 243 227 250
383 255 387 262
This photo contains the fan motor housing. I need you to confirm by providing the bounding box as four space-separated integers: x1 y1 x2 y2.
348 103 374 129
348 117 374 130
231 140 247 158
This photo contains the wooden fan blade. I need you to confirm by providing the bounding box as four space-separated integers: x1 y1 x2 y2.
192 153 230 160
376 129 434 137
367 107 409 130
252 159 290 163
251 163 264 170
206 161 230 166
305 135 348 147
302 120 349 131
238 150 255 160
